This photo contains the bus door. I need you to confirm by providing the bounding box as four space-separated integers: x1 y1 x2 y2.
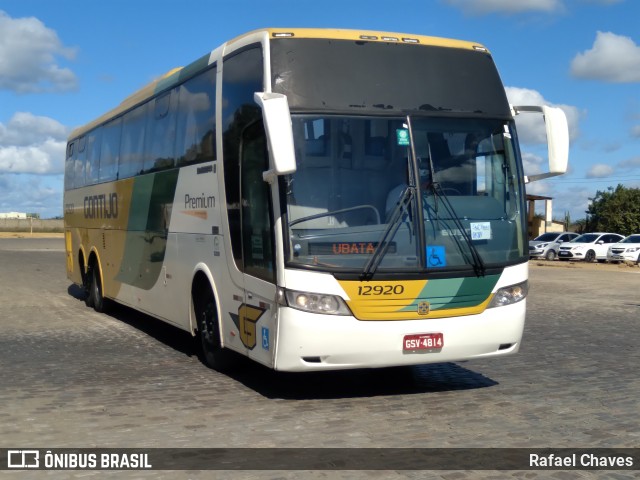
238 120 278 367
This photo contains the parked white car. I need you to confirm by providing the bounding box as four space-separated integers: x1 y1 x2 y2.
557 232 624 262
529 232 579 260
606 234 640 264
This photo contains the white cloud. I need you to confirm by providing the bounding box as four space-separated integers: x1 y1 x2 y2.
570 31 640 83
522 152 545 176
506 86 581 144
631 125 640 138
0 174 62 218
586 163 614 178
0 112 68 174
443 0 563 15
0 10 78 93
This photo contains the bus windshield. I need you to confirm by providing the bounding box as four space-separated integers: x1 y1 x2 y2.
283 115 527 273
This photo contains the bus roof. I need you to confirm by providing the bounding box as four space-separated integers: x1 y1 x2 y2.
68 28 489 141
253 28 487 52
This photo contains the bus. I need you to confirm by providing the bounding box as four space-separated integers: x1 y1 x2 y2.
64 28 569 372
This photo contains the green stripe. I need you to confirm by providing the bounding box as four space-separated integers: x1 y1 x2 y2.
116 170 179 289
400 274 500 312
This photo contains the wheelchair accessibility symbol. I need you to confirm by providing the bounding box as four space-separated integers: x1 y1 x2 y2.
426 246 446 268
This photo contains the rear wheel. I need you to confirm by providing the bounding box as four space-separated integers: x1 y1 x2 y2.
585 250 596 263
196 288 235 372
85 262 112 313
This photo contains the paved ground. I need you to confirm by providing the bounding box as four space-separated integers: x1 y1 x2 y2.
0 238 638 479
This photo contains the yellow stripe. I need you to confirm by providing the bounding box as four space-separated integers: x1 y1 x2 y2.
339 279 494 321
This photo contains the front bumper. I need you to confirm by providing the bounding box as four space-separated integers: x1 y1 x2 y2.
273 301 526 371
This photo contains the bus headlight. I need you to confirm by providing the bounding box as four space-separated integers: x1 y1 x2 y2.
487 281 528 308
280 288 351 315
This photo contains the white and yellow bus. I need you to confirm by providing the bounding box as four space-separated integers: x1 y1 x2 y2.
64 28 569 372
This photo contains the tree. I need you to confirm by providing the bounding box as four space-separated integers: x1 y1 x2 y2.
563 211 571 232
572 218 587 234
585 184 640 236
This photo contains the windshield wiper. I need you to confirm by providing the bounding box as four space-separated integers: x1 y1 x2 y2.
431 182 486 277
361 186 414 280
420 133 484 276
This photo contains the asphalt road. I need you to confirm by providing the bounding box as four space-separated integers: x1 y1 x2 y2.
0 238 638 480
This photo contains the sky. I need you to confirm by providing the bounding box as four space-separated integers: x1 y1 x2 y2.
0 0 639 220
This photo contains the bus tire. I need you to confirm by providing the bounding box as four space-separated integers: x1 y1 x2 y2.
84 265 94 308
86 262 112 313
196 288 235 372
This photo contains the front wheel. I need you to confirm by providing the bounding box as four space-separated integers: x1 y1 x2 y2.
584 250 596 263
545 249 556 261
197 291 236 372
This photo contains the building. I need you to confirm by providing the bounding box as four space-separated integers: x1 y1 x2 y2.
0 212 27 219
526 194 565 239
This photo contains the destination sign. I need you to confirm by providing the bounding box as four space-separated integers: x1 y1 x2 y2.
308 242 396 255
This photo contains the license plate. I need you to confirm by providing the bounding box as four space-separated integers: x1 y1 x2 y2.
559 251 570 256
403 333 444 352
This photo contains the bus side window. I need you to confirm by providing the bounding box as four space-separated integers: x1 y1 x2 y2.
144 89 178 173
86 129 102 185
75 136 87 188
222 45 264 268
175 66 216 166
99 117 122 182
65 142 75 190
119 102 149 179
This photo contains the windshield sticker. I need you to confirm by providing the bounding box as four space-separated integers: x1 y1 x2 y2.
426 246 446 268
396 129 410 146
471 222 492 240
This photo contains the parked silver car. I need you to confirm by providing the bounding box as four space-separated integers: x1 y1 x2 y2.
529 232 579 260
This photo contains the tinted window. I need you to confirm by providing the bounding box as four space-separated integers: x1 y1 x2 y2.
175 67 216 166
65 142 75 190
222 45 264 266
241 121 275 282
99 118 122 182
271 38 510 116
86 129 102 185
535 233 561 242
74 137 87 188
572 234 598 243
144 89 178 172
119 102 149 179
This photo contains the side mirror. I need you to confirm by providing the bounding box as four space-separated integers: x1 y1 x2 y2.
512 105 569 183
254 92 297 181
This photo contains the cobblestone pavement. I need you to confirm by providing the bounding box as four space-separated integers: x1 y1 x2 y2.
1 238 638 480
